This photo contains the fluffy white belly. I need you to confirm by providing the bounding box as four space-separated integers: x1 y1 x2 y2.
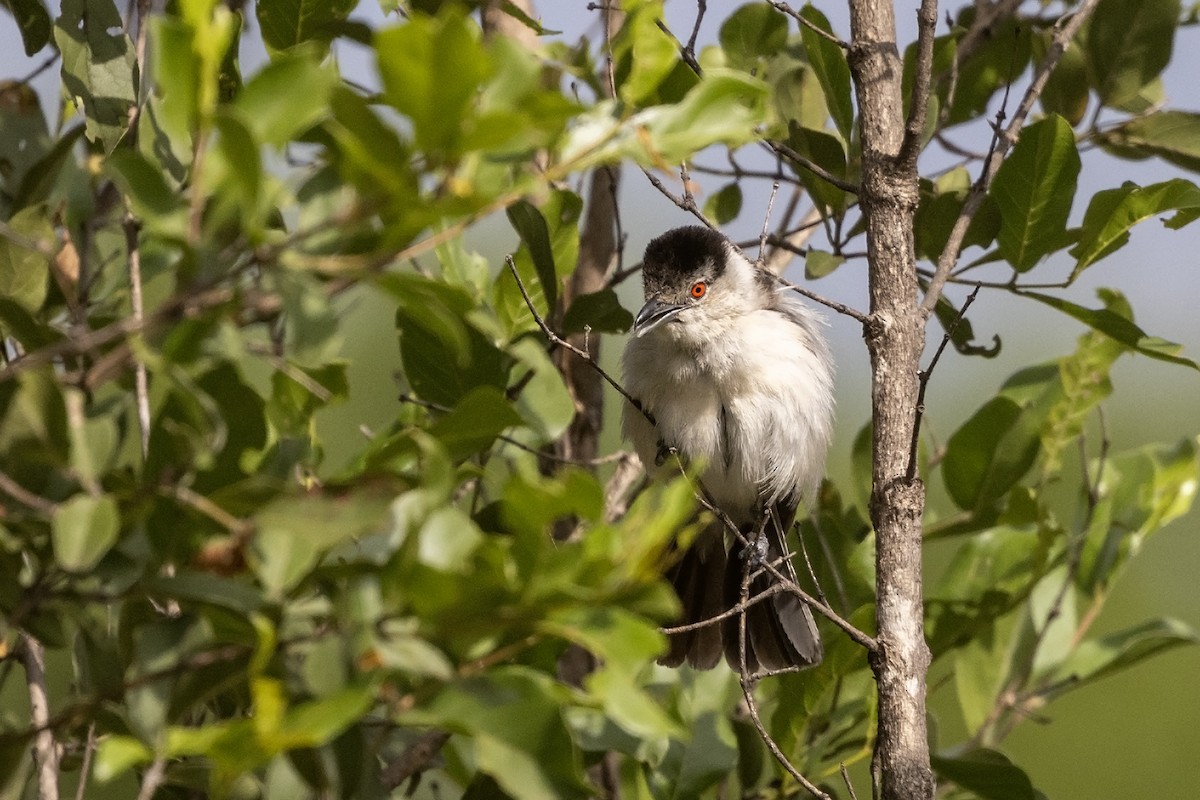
622 310 833 524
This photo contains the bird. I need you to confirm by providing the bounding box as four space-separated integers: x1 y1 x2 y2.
621 225 835 672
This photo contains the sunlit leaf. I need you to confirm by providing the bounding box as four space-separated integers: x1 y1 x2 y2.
1020 289 1199 370
799 5 854 142
991 116 1080 272
54 0 137 152
1071 178 1200 277
1098 110 1200 173
1043 618 1200 698
0 205 51 313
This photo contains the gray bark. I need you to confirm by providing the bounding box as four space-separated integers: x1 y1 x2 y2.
846 1 935 798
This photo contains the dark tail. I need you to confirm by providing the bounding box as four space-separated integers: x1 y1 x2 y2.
723 537 822 673
660 541 727 669
660 533 822 672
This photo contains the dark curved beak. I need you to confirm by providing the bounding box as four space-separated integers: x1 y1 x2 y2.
633 298 685 337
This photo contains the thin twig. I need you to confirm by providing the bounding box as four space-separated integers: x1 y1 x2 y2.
660 583 789 634
73 724 97 800
505 256 655 427
686 481 877 651
769 1 849 49
757 181 782 267
841 762 861 800
168 485 254 537
737 568 831 799
123 215 151 460
921 0 1102 315
768 141 859 194
770 275 870 324
0 469 58 513
906 286 980 481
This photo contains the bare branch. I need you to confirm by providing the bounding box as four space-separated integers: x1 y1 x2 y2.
899 0 940 165
135 757 166 800
770 275 870 324
769 1 849 49
123 215 151 460
768 141 860 195
20 633 60 800
906 286 981 481
736 556 831 799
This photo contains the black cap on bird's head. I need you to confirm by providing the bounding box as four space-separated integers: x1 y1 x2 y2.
634 226 731 337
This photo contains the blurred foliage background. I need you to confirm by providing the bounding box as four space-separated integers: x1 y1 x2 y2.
1 1 1198 799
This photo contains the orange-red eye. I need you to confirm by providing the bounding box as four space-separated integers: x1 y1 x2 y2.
690 282 707 299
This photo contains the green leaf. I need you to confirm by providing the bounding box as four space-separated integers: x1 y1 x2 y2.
1071 178 1200 277
1020 290 1199 370
94 735 153 782
1045 618 1200 697
106 150 186 233
932 748 1036 800
1086 0 1180 109
253 489 394 597
256 0 357 55
509 338 574 441
991 116 1080 271
913 172 1001 262
233 49 337 146
805 249 844 279
143 571 265 614
1098 110 1200 173
799 5 854 142
506 200 558 314
0 83 51 202
561 288 634 334
718 3 788 69
637 70 770 163
0 205 52 313
52 493 120 572
703 182 743 225
1078 436 1199 593
427 386 524 460
376 8 490 158
784 123 849 213
385 273 509 406
403 666 590 800
1037 29 1089 126
616 3 679 104
942 396 1043 512
944 12 1031 126
2 0 52 55
54 0 137 152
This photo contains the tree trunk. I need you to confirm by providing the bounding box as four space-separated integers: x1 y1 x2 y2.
846 1 935 798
